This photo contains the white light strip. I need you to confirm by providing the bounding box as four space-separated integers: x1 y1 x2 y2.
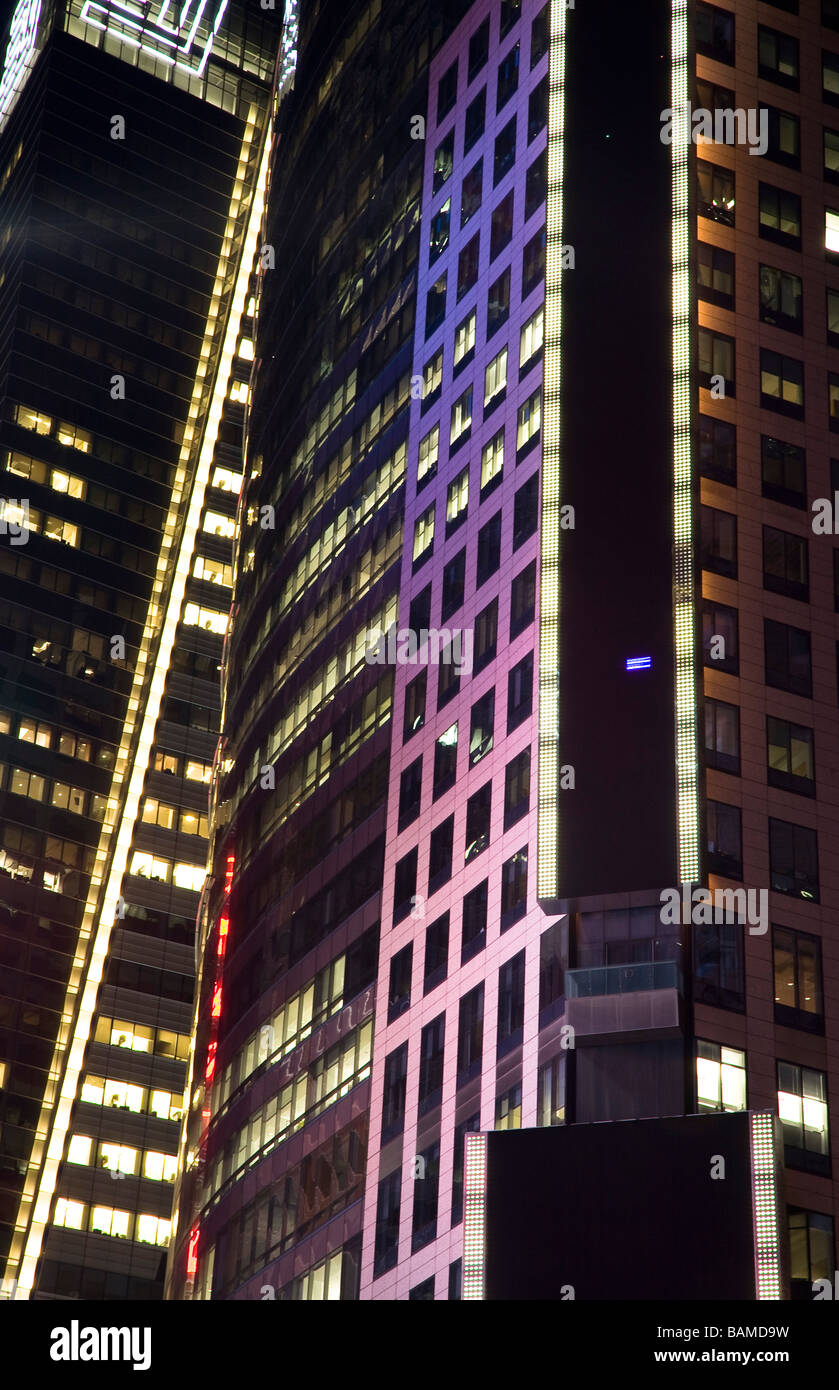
462 1133 487 1301
750 1112 782 1300
536 0 567 900
8 107 271 1302
671 0 699 882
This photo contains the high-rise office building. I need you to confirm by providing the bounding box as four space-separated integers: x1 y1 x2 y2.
0 0 286 1299
169 0 839 1304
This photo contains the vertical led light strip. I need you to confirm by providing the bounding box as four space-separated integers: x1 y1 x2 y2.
8 108 272 1302
750 1112 782 1300
536 0 567 900
462 1133 487 1300
671 0 699 883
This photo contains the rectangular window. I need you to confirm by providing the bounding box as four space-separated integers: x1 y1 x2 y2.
469 689 494 768
412 505 435 566
453 312 476 372
825 49 839 104
769 817 819 901
433 722 458 799
528 74 548 144
474 598 498 672
398 757 423 830
777 1062 829 1172
760 264 803 332
457 233 479 300
464 90 486 156
403 670 427 740
829 371 839 430
696 1041 747 1113
451 1113 481 1224
520 305 544 371
484 346 508 409
497 950 525 1057
433 131 454 194
411 1141 440 1252
382 1044 408 1142
698 327 735 395
497 42 520 110
494 117 517 185
525 148 547 220
760 349 804 416
700 505 737 578
538 1055 565 1127
514 473 538 548
522 227 546 298
417 425 439 490
759 182 801 248
694 916 745 1011
828 287 839 346
758 25 799 87
531 3 549 67
766 107 800 168
460 158 483 228
763 525 808 601
465 782 491 862
438 645 460 707
704 697 740 775
825 126 839 182
761 435 805 507
441 550 465 620
517 390 541 455
449 389 473 451
487 267 511 337
504 749 530 828
696 2 734 63
428 817 454 895
437 60 457 122
424 912 450 994
481 429 505 497
495 1084 522 1130
510 561 536 638
500 0 522 39
425 274 447 338
457 983 484 1086
388 945 412 1023
788 1209 834 1296
476 512 502 587
699 414 736 485
462 880 488 963
429 198 451 265
765 618 811 697
468 18 489 80
393 848 418 924
707 800 742 880
767 716 815 795
697 158 735 225
373 1170 401 1277
507 651 534 733
698 242 735 308
501 848 528 930
774 926 823 1031
418 1015 445 1114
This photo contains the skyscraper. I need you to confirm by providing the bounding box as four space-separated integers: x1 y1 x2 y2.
168 0 836 1303
0 0 285 1299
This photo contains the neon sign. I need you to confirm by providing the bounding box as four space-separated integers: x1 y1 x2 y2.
78 0 230 76
0 0 43 125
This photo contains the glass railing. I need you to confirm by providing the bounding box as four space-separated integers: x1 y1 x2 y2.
566 960 682 998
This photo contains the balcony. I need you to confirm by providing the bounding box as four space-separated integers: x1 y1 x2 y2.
565 961 683 1041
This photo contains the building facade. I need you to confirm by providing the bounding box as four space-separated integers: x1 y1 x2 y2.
0 0 285 1299
171 0 839 1304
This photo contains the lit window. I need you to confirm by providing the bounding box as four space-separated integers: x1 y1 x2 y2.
228 379 249 403
446 467 470 528
211 466 243 493
520 305 544 365
179 809 207 837
59 731 91 760
55 422 92 453
136 1213 171 1246
43 515 79 545
183 603 228 635
777 1062 829 1159
413 505 435 563
0 710 10 734
826 207 839 253
108 1021 153 1053
80 1078 105 1106
18 718 51 748
192 554 233 586
185 760 212 783
696 1041 746 1112
100 1143 138 1177
51 782 86 814
154 752 180 775
90 1206 131 1238
102 1079 145 1112
67 1135 92 1165
484 346 508 406
454 311 476 367
15 404 51 434
172 862 205 892
150 1089 181 1121
481 430 504 491
141 797 175 829
246 296 256 317
50 469 86 498
143 1151 177 1182
450 387 473 445
237 337 254 361
129 851 170 882
53 1199 85 1230
203 510 236 539
417 425 439 490
43 869 63 893
10 768 45 800
423 349 443 400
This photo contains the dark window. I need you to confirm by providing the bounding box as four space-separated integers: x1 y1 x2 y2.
522 226 546 297
760 349 804 418
409 585 432 636
497 42 520 110
538 1055 566 1127
464 89 486 155
425 273 447 338
760 264 803 332
507 651 533 732
830 371 839 431
702 600 738 674
539 919 566 1022
451 1113 481 1224
457 983 484 1086
767 716 815 796
693 913 745 1010
504 749 530 828
707 800 742 879
490 190 515 261
382 1043 408 1142
418 1014 445 1115
438 643 461 708
433 721 458 799
531 3 549 67
761 436 805 507
826 0 839 30
388 945 412 1024
699 414 736 485
501 848 528 930
704 697 740 774
777 1062 829 1173
758 25 799 87
825 49 839 104
698 242 735 308
528 73 548 143
462 879 488 964
474 597 498 671
442 549 466 621
424 911 450 994
403 670 427 740
428 816 454 895
763 525 808 601
448 1260 463 1301
788 1209 834 1300
460 159 483 229
510 561 536 637
398 757 423 829
494 117 517 185
393 847 418 923
373 1170 401 1276
770 818 819 901
411 1140 440 1252
433 131 454 194
696 2 734 63
500 0 522 39
497 950 525 1057
701 505 737 578
825 127 839 182
525 148 547 220
465 782 491 863
468 17 489 80
695 77 734 112
828 289 839 348
697 158 735 225
514 473 539 548
774 926 823 1032
477 512 502 586
457 233 480 299
759 182 801 248
487 266 511 336
469 689 495 767
409 1276 435 1300
437 61 458 122
698 327 735 395
765 107 800 168
765 619 811 697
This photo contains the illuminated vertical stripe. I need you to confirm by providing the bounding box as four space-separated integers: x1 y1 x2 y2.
671 0 699 882
536 0 567 900
462 1132 487 1301
750 1112 782 1300
8 107 272 1303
